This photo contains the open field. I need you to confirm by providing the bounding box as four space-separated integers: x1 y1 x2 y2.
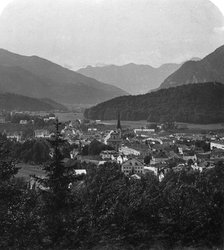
100 120 148 128
100 120 224 130
56 112 83 122
28 111 83 122
16 163 45 180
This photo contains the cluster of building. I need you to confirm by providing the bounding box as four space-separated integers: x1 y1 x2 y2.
2 112 57 142
64 117 224 181
2 109 224 182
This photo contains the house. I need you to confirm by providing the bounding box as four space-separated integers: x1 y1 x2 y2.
116 155 128 164
134 128 155 136
122 158 144 175
211 141 224 150
144 166 158 175
44 118 49 122
182 153 197 162
34 129 50 138
100 150 118 160
119 146 140 156
74 169 87 175
19 120 28 125
7 132 22 142
191 163 203 172
88 128 97 132
49 115 56 120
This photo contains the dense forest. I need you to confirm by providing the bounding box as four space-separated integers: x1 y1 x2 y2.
0 126 224 249
84 82 224 123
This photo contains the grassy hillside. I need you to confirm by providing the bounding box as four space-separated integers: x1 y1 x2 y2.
0 93 67 111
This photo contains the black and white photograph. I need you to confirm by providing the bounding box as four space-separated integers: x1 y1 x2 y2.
0 0 224 249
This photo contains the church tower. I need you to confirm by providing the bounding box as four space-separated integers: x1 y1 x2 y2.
117 111 122 131
107 111 122 151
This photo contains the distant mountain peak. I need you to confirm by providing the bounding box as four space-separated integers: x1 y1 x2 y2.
160 44 224 89
78 62 181 94
0 49 127 105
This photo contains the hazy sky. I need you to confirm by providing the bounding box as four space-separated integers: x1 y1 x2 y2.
0 0 223 69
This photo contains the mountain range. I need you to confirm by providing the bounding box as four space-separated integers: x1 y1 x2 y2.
78 63 181 94
0 93 67 111
84 82 224 124
0 49 127 105
160 45 224 89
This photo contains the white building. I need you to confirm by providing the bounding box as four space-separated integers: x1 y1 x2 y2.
74 169 87 175
19 120 28 125
100 150 118 160
119 146 140 156
211 141 224 150
7 132 22 142
144 166 158 175
117 155 128 164
34 129 50 138
122 158 144 175
134 128 155 134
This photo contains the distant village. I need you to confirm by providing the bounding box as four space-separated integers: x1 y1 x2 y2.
1 110 224 183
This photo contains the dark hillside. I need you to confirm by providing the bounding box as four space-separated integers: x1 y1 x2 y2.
84 82 224 124
0 49 127 105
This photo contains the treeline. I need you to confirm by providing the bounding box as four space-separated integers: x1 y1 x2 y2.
81 139 114 156
0 133 224 249
0 134 72 165
6 112 56 127
12 139 51 164
84 82 224 123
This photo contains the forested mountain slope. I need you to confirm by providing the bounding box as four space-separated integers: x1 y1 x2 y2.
84 82 224 124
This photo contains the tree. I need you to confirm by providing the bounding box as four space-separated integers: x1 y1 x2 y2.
144 155 152 165
40 119 75 207
0 135 18 181
0 135 27 248
36 119 78 246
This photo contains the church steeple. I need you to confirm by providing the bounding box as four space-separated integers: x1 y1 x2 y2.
117 111 121 130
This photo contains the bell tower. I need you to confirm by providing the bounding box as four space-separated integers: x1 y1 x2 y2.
117 111 121 131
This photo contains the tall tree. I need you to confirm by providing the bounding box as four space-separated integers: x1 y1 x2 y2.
37 119 77 246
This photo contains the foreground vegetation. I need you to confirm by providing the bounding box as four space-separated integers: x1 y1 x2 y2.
0 127 224 249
